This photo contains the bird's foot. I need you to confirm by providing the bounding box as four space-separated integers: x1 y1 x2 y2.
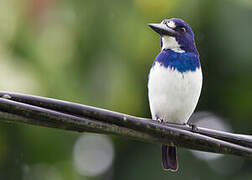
186 123 198 133
157 118 164 123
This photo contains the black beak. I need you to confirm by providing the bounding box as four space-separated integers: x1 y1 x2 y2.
148 23 177 36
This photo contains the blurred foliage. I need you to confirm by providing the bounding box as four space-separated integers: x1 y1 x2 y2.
0 0 252 179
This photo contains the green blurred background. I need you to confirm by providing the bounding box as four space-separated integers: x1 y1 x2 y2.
0 0 252 179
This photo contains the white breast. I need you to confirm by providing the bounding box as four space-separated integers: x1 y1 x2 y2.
148 62 202 124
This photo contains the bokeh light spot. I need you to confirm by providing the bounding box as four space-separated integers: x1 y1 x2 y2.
189 111 231 161
73 134 114 177
189 112 244 175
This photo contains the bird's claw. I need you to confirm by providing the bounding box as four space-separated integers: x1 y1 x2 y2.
157 118 164 123
188 124 198 132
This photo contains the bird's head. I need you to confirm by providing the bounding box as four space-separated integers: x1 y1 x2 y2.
149 18 198 54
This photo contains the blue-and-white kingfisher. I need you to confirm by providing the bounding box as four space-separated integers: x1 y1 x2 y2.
148 18 202 171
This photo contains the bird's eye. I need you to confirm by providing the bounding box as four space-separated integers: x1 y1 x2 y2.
180 27 186 33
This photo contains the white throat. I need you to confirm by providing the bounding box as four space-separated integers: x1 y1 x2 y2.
161 36 185 53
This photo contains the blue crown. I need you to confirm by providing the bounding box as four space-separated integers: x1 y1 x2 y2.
149 18 198 53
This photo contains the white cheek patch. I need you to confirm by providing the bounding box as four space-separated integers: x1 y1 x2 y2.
161 36 185 53
167 21 176 29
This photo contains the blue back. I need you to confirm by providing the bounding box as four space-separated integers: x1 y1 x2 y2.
153 49 200 73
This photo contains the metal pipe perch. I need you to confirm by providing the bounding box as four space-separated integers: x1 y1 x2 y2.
0 91 251 158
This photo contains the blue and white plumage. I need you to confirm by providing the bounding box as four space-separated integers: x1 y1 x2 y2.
148 18 202 171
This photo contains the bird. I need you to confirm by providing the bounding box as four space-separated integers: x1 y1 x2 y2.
147 18 202 171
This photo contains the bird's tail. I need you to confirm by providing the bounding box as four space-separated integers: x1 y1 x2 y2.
161 144 178 171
